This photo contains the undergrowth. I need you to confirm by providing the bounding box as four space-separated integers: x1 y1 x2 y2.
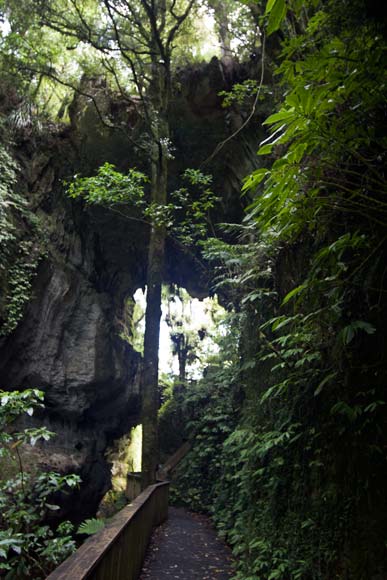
168 0 387 578
0 132 47 337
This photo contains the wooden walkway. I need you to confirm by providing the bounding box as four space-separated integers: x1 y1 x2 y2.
139 507 234 579
46 451 234 580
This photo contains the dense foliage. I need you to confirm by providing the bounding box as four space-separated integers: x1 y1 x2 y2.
1 0 386 577
0 133 47 337
167 0 387 578
0 390 80 579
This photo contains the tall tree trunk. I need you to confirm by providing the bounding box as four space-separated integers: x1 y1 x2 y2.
141 58 170 489
141 222 165 488
209 0 232 59
178 339 188 384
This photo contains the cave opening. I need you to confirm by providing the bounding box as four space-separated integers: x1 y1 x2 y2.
101 284 225 509
132 284 224 380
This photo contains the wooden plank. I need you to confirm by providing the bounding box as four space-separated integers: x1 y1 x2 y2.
157 442 191 480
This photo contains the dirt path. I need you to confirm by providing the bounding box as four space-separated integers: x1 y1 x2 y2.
139 506 234 579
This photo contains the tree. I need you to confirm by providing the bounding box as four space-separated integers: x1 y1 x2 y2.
207 0 232 60
67 163 218 490
25 0 196 488
206 0 263 61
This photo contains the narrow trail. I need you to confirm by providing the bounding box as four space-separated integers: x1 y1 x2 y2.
139 506 234 579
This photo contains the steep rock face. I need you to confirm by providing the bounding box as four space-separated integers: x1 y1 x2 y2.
1 259 141 423
0 126 144 515
170 57 265 220
0 57 265 517
70 57 267 223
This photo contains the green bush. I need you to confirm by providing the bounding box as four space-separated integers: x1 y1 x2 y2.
0 389 80 579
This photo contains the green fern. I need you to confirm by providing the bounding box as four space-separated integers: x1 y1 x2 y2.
77 518 105 536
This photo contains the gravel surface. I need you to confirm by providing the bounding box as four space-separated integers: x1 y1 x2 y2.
139 506 235 579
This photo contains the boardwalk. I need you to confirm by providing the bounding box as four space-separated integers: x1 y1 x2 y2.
139 507 234 579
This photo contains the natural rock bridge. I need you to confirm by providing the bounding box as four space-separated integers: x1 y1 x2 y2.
46 482 234 580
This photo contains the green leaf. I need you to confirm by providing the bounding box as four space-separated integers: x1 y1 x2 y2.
267 0 286 36
364 401 385 413
263 108 295 125
265 0 277 15
331 401 362 422
271 317 293 331
353 321 376 335
46 504 60 511
314 372 337 396
340 320 376 345
77 518 105 536
341 325 354 345
242 169 269 192
258 143 274 156
281 283 307 305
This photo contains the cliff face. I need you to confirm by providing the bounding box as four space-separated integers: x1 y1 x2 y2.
0 124 145 515
0 57 265 517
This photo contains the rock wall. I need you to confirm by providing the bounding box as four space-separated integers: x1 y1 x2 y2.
0 124 145 516
0 57 266 518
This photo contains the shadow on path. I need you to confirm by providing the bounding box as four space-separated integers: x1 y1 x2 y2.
139 506 234 579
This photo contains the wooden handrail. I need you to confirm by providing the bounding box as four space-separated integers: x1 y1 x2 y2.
157 441 191 481
46 481 169 580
